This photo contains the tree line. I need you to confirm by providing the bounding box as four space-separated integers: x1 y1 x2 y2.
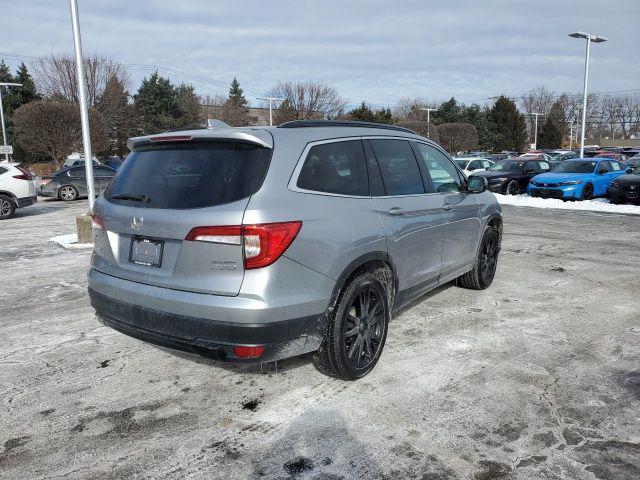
2 54 638 166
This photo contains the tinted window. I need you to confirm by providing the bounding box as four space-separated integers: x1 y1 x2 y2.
598 161 612 172
610 161 622 171
297 140 369 196
482 160 493 169
68 167 85 176
413 143 463 193
95 167 115 176
369 139 424 195
468 160 483 171
106 143 271 209
489 160 524 172
538 161 550 171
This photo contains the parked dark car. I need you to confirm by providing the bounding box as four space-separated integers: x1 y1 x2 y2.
550 151 579 162
470 156 551 195
103 157 124 171
38 166 116 201
623 154 640 169
609 166 640 204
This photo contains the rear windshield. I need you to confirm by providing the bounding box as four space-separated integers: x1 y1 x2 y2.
105 143 271 209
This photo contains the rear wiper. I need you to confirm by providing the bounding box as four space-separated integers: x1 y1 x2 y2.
111 193 151 203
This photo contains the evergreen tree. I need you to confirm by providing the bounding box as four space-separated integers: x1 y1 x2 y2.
347 102 376 122
537 117 563 149
12 63 40 110
488 96 527 152
228 77 248 108
434 97 462 124
134 72 179 134
96 76 137 157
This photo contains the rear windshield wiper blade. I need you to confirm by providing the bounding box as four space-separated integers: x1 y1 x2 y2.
110 193 151 203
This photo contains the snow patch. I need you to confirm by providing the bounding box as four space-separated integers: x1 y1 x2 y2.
50 233 94 250
494 194 640 216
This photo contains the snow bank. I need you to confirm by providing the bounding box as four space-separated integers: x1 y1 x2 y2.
494 193 640 215
50 233 94 250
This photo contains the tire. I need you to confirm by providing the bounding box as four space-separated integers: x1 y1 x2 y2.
610 195 621 205
313 273 390 380
0 194 16 220
580 183 594 201
505 179 519 195
457 226 500 290
58 185 78 201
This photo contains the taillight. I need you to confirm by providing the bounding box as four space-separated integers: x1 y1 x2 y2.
184 221 302 269
41 178 52 185
13 167 32 180
90 212 105 230
242 221 302 269
233 345 265 359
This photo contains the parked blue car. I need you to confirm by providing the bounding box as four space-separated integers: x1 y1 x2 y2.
528 158 631 200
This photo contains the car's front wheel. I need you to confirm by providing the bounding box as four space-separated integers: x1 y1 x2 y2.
0 194 16 220
313 273 390 380
580 183 594 201
58 185 78 201
457 225 500 290
505 180 519 195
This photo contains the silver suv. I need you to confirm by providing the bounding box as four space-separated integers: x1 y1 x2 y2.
88 120 502 380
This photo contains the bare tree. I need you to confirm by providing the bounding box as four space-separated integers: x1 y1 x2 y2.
437 123 478 153
32 54 130 107
268 81 346 123
13 100 107 166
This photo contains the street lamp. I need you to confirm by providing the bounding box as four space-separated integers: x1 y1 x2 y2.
419 107 436 138
256 96 285 126
0 82 22 162
530 112 544 150
569 31 607 158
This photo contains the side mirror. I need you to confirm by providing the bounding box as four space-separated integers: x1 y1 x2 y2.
597 168 607 175
467 176 488 194
524 168 535 174
626 168 633 174
467 166 476 171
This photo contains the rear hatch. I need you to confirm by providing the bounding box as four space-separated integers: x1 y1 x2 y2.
92 136 272 296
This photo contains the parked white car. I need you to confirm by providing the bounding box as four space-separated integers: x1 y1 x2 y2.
0 163 37 219
453 157 494 176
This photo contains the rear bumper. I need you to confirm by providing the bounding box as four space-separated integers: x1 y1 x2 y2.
16 195 37 208
88 269 328 362
37 186 57 198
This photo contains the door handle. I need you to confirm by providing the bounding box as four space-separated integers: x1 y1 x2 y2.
443 204 452 211
387 207 405 216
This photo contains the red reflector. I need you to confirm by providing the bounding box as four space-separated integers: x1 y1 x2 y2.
149 135 193 142
90 212 105 230
243 221 302 270
233 345 265 359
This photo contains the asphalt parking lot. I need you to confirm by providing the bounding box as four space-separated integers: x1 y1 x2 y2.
1 200 639 480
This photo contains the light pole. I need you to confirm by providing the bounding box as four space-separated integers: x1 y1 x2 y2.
69 0 96 211
569 31 607 158
530 112 544 150
0 82 22 162
256 97 285 126
420 107 436 138
569 120 574 150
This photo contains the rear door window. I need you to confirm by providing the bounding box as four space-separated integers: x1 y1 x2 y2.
296 140 369 196
369 139 424 196
106 142 272 209
610 161 622 171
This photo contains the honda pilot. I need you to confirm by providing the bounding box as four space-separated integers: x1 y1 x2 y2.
88 120 502 380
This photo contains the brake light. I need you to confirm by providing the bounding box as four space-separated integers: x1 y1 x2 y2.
90 212 105 230
13 167 32 180
185 221 302 269
149 135 193 142
242 221 302 269
233 345 265 359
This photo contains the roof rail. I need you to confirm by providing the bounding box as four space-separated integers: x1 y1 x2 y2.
278 120 416 134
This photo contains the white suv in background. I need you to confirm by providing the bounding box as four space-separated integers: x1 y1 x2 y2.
0 163 37 219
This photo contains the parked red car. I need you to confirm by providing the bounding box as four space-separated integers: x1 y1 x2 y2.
594 152 628 163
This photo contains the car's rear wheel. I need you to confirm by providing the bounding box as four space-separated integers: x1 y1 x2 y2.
313 273 389 380
505 180 519 195
457 225 500 290
58 185 78 201
580 183 594 201
0 194 16 220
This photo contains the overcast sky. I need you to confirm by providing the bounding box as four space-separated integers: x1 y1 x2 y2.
1 0 638 108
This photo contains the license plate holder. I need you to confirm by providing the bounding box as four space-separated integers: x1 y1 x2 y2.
129 238 164 267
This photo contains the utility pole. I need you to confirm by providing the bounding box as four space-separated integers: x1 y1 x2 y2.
419 107 436 138
256 97 285 126
69 0 96 211
531 113 544 150
569 31 608 158
569 120 574 150
0 82 22 162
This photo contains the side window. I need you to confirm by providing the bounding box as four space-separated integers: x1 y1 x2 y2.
296 140 369 196
369 139 424 196
363 140 385 196
412 142 463 193
610 161 622 171
524 162 537 173
95 167 115 177
68 167 84 177
599 161 611 172
468 160 482 171
538 161 550 171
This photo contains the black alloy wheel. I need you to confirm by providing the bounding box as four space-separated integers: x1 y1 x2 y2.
342 285 385 370
479 232 498 286
506 180 519 195
580 183 594 201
